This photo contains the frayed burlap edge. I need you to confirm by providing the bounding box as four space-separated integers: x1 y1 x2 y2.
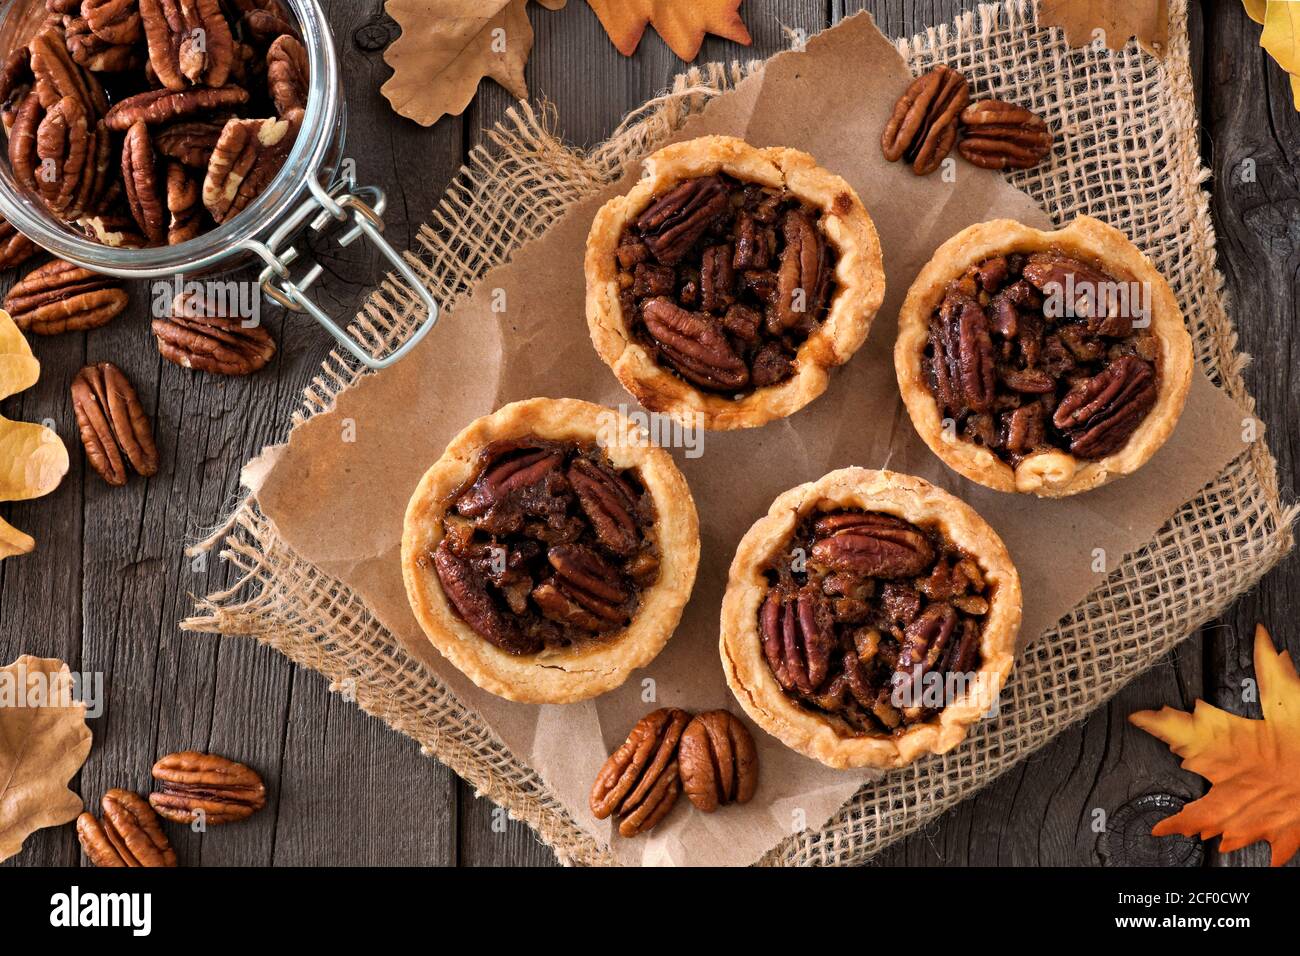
184 0 1295 867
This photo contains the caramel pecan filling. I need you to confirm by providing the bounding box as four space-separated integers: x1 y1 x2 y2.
924 251 1160 464
758 510 989 735
427 437 660 656
616 174 837 394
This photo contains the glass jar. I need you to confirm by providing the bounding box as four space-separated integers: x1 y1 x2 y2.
0 0 437 368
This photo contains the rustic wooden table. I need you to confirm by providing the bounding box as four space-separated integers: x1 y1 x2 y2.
4 0 1296 868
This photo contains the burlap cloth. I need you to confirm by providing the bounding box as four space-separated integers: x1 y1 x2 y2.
185 0 1295 866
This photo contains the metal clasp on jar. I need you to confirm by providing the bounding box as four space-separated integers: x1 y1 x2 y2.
238 173 438 369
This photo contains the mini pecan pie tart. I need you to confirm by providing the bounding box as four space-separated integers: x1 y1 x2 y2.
896 216 1194 496
401 398 699 704
720 469 1021 769
585 135 885 430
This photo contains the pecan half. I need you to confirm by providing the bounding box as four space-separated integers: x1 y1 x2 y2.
164 160 201 243
568 457 641 556
85 0 144 45
1052 355 1157 459
122 119 167 243
104 83 248 130
239 3 298 45
810 512 934 578
34 94 108 218
641 296 749 391
4 258 127 334
1022 252 1135 336
769 207 829 334
635 175 728 265
929 292 995 414
150 750 267 825
77 789 178 867
0 214 38 270
432 541 540 654
455 440 562 518
892 602 958 702
71 362 159 486
64 14 140 72
958 99 1053 171
0 47 32 134
759 584 836 695
590 708 689 837
139 0 234 89
881 65 970 175
677 710 758 813
153 290 276 374
541 543 631 631
154 118 222 167
29 25 107 117
266 33 306 116
202 114 294 222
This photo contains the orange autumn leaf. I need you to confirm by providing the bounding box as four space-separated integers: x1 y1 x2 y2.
1038 0 1169 57
587 0 751 61
1130 624 1300 866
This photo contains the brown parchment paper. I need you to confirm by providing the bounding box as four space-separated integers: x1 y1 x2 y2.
248 13 1248 867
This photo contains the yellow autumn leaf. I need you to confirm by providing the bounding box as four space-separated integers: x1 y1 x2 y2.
587 0 751 60
1243 0 1267 26
0 308 68 559
1261 0 1300 74
1130 624 1300 867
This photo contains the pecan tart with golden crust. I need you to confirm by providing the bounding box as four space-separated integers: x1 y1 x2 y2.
720 469 1020 769
402 398 699 704
896 216 1193 497
586 135 885 431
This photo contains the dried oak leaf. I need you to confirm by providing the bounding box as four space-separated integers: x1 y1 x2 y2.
380 0 565 127
587 0 751 60
0 309 69 559
1038 0 1168 57
1130 624 1300 867
0 656 93 862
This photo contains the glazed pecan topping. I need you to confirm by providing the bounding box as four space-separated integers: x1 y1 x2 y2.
618 173 840 394
923 250 1159 464
432 437 659 655
881 65 970 175
590 708 688 837
758 509 991 734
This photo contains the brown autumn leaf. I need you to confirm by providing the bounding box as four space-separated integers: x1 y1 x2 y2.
0 656 93 862
381 0 567 127
1130 624 1300 867
1038 0 1168 57
587 0 751 60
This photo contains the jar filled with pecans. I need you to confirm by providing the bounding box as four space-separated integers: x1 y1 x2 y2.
0 0 437 368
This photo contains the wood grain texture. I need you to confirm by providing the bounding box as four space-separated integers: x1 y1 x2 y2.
1 0 1294 868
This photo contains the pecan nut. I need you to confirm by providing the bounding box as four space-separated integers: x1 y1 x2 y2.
139 0 234 90
201 114 295 223
810 512 934 578
455 439 563 518
431 541 540 654
1022 252 1135 336
266 33 306 116
29 25 108 118
165 160 201 243
770 207 829 334
590 708 689 837
539 543 631 631
77 788 178 867
567 457 640 556
0 214 38 270
759 584 836 694
104 83 248 130
677 710 758 813
635 174 728 265
881 65 970 175
929 292 995 414
149 750 267 824
64 14 140 72
4 258 128 334
0 47 32 134
957 99 1052 171
154 118 223 167
1052 355 1157 459
641 296 749 391
892 602 959 702
153 288 276 373
122 118 166 243
71 362 159 486
84 0 144 45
